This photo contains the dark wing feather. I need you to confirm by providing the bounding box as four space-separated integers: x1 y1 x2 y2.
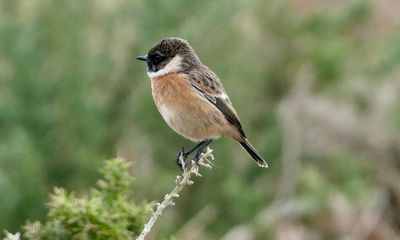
189 68 246 138
214 97 246 138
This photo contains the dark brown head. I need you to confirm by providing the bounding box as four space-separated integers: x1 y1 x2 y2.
136 37 201 77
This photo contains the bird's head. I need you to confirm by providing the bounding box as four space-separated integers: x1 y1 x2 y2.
136 37 201 78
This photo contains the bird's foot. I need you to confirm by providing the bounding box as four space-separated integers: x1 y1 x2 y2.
176 146 189 172
192 149 205 166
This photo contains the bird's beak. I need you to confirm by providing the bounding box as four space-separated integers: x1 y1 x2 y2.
136 55 148 62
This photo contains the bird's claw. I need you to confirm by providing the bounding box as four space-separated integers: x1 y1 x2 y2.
192 150 204 166
176 146 188 172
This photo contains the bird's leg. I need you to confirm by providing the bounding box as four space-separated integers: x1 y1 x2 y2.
176 145 187 171
176 141 208 171
192 139 213 164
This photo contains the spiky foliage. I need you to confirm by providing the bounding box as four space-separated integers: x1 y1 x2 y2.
22 158 151 240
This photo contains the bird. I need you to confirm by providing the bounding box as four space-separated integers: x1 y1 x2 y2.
136 37 268 170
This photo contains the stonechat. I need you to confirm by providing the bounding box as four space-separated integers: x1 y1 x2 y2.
137 37 268 170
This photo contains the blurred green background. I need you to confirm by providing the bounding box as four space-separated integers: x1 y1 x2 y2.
1 0 400 239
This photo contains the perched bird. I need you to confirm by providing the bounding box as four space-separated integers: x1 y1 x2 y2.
137 37 268 170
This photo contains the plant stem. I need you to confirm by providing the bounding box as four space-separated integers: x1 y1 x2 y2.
136 147 214 240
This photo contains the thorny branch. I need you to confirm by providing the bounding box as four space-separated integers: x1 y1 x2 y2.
136 147 214 240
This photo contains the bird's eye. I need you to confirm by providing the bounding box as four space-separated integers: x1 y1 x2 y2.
152 53 165 65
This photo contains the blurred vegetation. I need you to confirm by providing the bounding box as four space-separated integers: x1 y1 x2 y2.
22 159 151 239
0 0 399 239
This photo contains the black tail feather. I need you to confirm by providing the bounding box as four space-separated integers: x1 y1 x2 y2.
239 138 268 168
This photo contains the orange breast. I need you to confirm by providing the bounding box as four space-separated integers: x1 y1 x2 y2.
150 73 235 141
151 73 193 108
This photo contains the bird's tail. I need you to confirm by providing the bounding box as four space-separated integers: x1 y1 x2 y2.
239 138 268 168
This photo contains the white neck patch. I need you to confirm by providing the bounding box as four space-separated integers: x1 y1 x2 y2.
147 55 182 78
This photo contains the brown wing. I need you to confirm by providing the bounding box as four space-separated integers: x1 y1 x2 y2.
189 67 246 138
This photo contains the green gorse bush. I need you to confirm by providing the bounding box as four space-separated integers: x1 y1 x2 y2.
20 158 151 240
